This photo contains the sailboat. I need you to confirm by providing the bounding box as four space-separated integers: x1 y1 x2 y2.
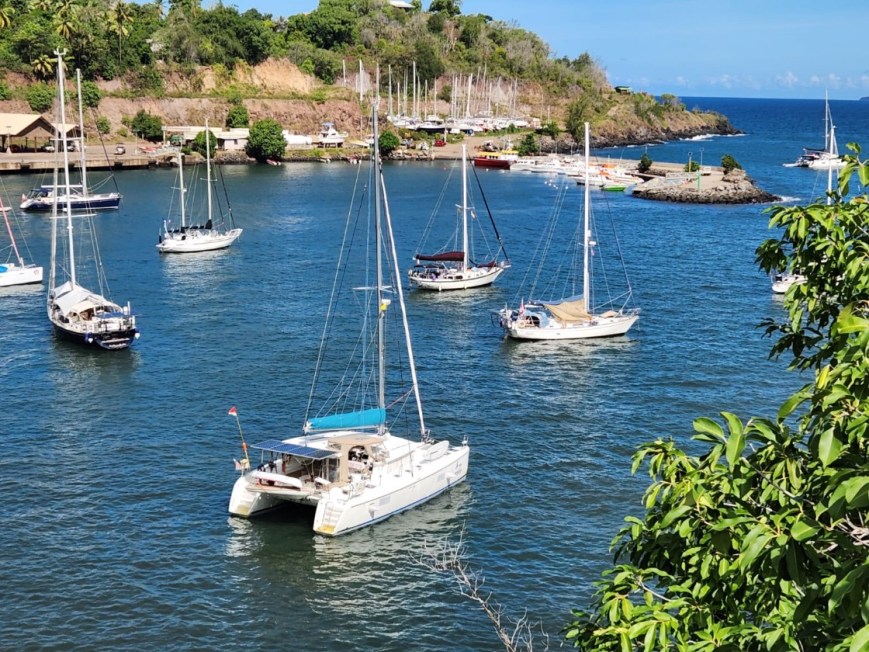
0 195 43 287
497 122 639 340
407 144 510 291
156 119 242 253
46 51 138 349
785 93 845 170
20 70 121 213
229 103 469 536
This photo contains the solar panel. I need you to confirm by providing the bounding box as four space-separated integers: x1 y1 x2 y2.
251 439 336 460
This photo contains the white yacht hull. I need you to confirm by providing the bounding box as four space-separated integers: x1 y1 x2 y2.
0 263 43 287
501 310 638 340
157 228 243 253
408 265 505 291
229 439 469 536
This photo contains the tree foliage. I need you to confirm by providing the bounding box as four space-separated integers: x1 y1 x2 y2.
25 82 53 112
378 130 399 157
637 152 652 174
225 103 249 128
566 147 869 651
191 128 217 156
721 154 742 173
245 117 285 161
130 109 163 141
517 132 538 156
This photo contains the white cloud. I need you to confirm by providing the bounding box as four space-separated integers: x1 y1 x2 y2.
776 72 799 88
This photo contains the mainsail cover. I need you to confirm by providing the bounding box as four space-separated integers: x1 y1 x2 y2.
414 251 464 262
306 407 386 432
543 296 591 323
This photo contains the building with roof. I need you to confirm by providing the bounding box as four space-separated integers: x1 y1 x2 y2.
0 113 57 152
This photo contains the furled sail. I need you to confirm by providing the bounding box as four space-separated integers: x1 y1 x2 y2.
414 251 465 262
305 407 386 432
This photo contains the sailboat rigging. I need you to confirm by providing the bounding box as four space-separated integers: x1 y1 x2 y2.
408 144 510 291
497 122 639 340
156 119 242 253
46 50 138 349
228 102 469 536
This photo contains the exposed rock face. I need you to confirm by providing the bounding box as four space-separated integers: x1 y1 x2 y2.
631 168 780 204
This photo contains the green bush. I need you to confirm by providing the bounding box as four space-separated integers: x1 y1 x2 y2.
637 152 652 173
95 116 111 134
225 104 249 128
721 153 742 172
26 83 54 113
378 130 400 157
246 118 285 161
130 110 163 142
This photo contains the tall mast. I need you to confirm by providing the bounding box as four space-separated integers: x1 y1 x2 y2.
461 144 469 271
582 122 591 311
205 118 212 225
56 50 76 286
75 69 88 199
0 199 23 266
178 150 187 228
373 99 385 413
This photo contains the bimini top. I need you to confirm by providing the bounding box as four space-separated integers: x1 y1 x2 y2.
250 439 337 460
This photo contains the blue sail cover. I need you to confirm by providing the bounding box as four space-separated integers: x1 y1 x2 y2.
307 408 386 431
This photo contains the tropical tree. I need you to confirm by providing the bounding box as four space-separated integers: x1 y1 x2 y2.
245 117 285 161
225 103 248 128
109 0 133 65
721 153 742 173
130 109 162 141
191 127 216 156
565 148 869 651
26 81 53 112
0 3 15 30
516 132 538 156
378 130 399 157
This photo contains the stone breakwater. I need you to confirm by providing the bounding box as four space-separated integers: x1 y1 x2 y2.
632 168 780 204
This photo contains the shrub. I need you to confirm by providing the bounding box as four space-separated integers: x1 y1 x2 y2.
225 104 249 128
246 118 285 161
95 116 111 134
637 152 652 173
26 83 54 113
130 110 163 142
378 130 400 157
721 153 742 172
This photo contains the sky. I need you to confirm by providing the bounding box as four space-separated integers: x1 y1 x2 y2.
213 1 868 100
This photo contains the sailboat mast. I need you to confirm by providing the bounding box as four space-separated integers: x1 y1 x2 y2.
205 119 212 224
178 151 187 228
461 144 469 271
75 70 87 199
56 50 76 285
373 102 386 412
582 122 591 311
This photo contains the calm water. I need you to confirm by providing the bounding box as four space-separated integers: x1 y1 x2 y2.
1 97 867 651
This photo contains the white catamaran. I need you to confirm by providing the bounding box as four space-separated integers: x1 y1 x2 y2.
228 104 469 536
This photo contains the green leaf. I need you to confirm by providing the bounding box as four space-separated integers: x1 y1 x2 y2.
850 623 869 652
791 519 819 542
694 417 725 441
778 389 809 421
724 413 745 467
842 476 869 508
659 504 692 529
818 428 843 467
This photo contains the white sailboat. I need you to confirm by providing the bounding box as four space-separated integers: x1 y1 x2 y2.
807 93 845 171
46 51 138 349
0 195 42 287
156 119 242 253
498 122 639 340
228 103 469 536
408 144 510 291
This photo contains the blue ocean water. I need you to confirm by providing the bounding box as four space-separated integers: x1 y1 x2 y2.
1 97 867 651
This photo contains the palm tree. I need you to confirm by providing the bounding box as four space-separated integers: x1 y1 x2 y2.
0 5 16 30
32 53 54 80
109 1 132 65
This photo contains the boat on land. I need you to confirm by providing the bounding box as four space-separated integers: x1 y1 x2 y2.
408 144 510 291
46 51 138 349
228 103 469 536
497 122 639 340
0 195 42 287
156 119 242 254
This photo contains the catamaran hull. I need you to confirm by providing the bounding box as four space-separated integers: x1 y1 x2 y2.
503 313 639 340
0 264 43 287
229 444 469 536
157 228 243 253
409 266 505 291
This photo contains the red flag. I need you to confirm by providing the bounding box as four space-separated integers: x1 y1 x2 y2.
228 406 237 416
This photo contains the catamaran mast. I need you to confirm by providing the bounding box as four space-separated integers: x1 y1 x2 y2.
373 99 386 413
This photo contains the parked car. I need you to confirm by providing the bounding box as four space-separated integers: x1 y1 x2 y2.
434 139 446 147
115 144 126 155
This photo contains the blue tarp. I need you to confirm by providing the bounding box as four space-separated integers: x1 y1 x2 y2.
307 407 386 431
